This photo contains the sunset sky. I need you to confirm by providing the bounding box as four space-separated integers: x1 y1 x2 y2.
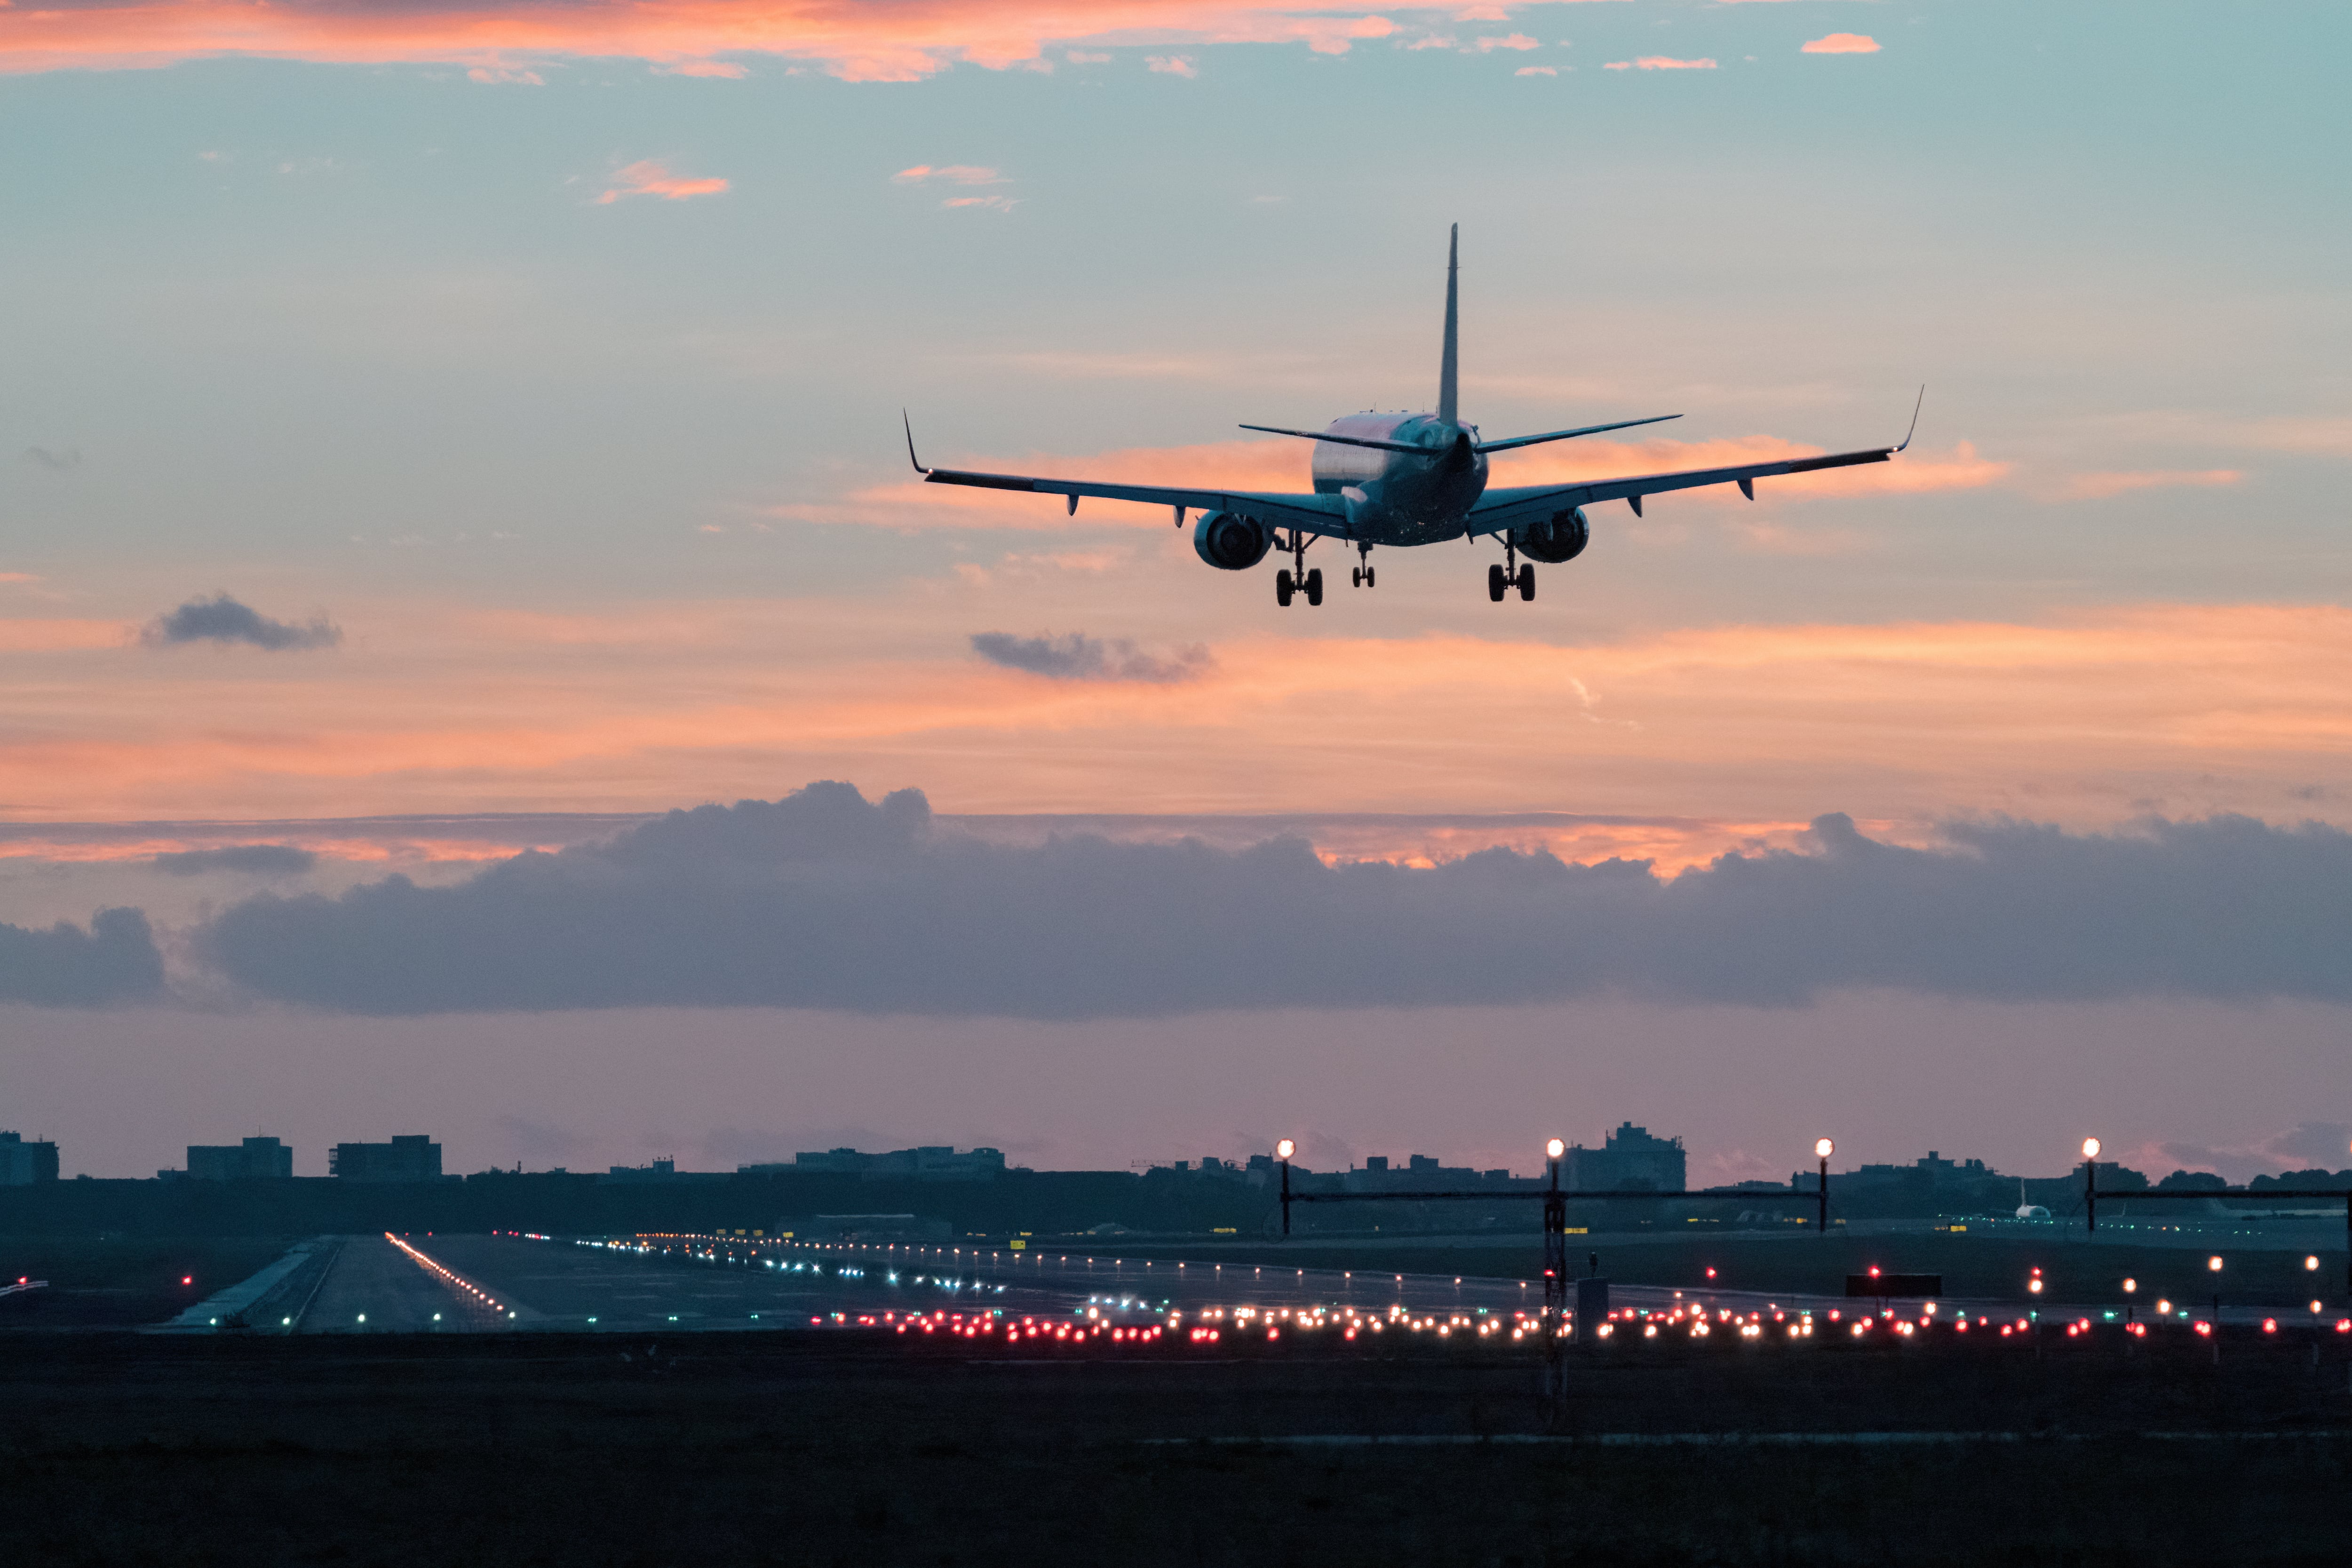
1 1 2345 1184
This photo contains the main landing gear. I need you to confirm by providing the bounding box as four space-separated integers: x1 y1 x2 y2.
1351 542 1376 589
1274 530 1323 607
1487 538 1535 603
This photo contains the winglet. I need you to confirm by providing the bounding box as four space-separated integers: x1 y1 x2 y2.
902 409 930 475
1895 386 1925 454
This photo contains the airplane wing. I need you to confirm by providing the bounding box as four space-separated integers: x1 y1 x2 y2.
1468 394 1923 533
906 417 1349 536
1468 443 1898 531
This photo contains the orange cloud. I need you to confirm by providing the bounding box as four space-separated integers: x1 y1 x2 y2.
657 59 748 76
595 159 728 203
1801 33 1880 55
0 599 2341 849
0 2 1400 81
1604 56 1718 71
893 164 1005 185
2058 469 2241 501
813 432 2008 531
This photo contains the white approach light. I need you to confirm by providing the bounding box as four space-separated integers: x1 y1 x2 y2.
1815 1138 1835 1160
1546 1138 1566 1160
1276 1139 1295 1160
2082 1138 2102 1160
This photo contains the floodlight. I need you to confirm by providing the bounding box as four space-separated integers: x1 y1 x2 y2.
1276 1139 1295 1160
1546 1138 1565 1160
1815 1138 1835 1160
2081 1138 2101 1160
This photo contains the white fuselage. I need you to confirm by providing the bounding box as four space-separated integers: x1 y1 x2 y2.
1310 414 1490 545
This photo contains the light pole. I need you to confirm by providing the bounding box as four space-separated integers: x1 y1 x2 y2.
2082 1138 2102 1234
1276 1139 1295 1237
1815 1138 1834 1234
1542 1138 1567 1424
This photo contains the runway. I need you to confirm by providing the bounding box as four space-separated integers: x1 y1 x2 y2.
298 1234 528 1333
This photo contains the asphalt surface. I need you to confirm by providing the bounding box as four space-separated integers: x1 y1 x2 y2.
300 1235 520 1334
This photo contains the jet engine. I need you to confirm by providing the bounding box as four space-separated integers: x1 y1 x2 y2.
1192 511 1274 571
1516 507 1589 564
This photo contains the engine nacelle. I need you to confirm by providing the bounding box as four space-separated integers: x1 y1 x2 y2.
1516 507 1589 565
1192 511 1273 572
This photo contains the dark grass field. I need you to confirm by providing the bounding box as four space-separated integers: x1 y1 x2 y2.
5 1327 2351 1566
0 1235 295 1328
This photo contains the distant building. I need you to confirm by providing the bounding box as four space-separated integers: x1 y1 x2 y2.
0 1131 59 1186
762 1146 1007 1182
600 1157 723 1185
1565 1123 1686 1192
185 1137 294 1181
329 1134 442 1182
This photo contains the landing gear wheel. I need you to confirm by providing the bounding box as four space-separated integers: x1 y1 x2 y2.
1365 567 1375 588
1304 567 1324 606
1276 569 1295 607
1487 563 1507 602
1518 564 1536 602
1351 567 1363 588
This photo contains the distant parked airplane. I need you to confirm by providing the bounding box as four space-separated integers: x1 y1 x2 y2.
2015 1180 2052 1221
906 225 1918 606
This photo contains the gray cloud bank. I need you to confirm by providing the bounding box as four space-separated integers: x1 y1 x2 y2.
970 632 1212 683
150 844 318 876
142 594 340 652
189 783 2352 1018
0 909 164 1004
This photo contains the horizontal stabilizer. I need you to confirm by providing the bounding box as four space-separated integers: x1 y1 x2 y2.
1474 414 1680 454
1240 423 1435 455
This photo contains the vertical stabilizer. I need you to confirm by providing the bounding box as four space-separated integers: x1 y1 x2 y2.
1437 223 1459 427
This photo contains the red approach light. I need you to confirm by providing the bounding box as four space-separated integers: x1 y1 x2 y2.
1706 1268 1716 1280
181 1276 192 1286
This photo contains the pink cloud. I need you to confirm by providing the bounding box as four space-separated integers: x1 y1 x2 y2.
942 194 1019 211
1146 54 1197 76
1514 65 1555 77
893 164 1005 185
0 3 1402 80
1604 56 1718 72
657 60 748 77
2058 469 2242 501
466 64 544 83
594 159 729 204
1802 33 1881 56
1473 34 1537 52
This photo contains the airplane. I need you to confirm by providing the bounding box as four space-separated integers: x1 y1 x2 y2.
904 225 1919 606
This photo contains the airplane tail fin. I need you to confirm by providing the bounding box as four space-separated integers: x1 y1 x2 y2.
1437 223 1459 427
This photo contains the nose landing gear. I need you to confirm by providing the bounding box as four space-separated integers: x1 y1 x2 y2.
1486 539 1534 602
1351 543 1375 589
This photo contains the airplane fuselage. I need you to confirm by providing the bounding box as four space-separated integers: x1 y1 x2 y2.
1310 414 1490 545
